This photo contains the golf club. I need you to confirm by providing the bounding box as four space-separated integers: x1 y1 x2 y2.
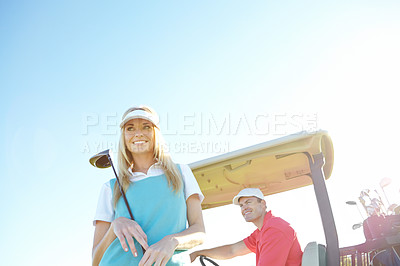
90 149 145 253
352 223 363 230
395 205 400 215
358 196 369 216
90 149 134 220
373 190 388 215
360 189 375 217
380 177 392 207
371 198 384 216
346 200 365 220
388 204 399 215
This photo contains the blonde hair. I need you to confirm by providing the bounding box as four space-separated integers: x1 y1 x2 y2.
113 106 182 207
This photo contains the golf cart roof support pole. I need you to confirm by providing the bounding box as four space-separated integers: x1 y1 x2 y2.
308 152 340 266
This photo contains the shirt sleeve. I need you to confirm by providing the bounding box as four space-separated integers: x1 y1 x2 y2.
243 229 258 253
257 227 293 266
93 181 115 226
179 164 204 203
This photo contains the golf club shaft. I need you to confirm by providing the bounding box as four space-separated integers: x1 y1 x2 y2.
107 155 135 220
381 187 392 207
107 155 146 254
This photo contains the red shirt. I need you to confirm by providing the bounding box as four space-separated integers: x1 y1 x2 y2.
243 211 303 266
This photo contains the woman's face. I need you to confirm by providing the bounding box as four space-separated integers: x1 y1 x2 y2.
124 118 155 156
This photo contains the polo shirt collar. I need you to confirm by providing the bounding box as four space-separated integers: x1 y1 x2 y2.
261 210 273 230
127 162 163 181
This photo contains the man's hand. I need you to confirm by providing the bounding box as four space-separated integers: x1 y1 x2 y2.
188 241 251 263
189 251 200 263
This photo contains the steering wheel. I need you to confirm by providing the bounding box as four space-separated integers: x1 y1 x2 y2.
199 255 219 266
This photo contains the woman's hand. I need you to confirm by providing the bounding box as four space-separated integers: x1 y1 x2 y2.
139 194 206 265
112 217 149 257
138 236 178 266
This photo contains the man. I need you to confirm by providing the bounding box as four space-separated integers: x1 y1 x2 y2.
190 188 303 265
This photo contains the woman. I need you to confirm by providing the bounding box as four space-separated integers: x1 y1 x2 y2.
92 106 205 266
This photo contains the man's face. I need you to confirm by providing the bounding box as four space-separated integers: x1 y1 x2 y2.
238 196 265 223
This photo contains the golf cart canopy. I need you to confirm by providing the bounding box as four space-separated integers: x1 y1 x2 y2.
189 130 334 210
190 130 339 265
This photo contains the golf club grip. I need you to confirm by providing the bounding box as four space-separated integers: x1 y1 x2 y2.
118 186 146 254
116 178 146 254
107 155 146 254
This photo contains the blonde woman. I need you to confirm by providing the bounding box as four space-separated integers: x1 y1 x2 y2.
92 106 205 266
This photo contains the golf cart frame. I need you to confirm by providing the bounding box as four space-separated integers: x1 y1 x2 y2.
189 130 338 266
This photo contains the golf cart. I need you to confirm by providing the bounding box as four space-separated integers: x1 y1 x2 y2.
189 130 400 265
189 130 336 265
340 188 400 265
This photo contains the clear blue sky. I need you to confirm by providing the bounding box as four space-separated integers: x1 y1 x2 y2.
1 1 400 265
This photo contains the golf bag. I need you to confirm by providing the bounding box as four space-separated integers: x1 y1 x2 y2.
371 247 400 266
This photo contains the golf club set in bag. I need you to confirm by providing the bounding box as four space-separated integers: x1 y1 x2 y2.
346 178 400 265
90 149 220 265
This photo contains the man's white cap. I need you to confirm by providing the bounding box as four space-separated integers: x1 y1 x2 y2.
120 109 160 128
233 188 265 205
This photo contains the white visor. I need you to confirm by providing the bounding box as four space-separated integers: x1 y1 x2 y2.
120 109 159 128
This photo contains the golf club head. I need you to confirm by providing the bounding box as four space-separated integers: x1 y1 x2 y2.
359 196 366 206
380 177 392 188
89 149 112 168
371 198 380 206
352 223 363 230
371 198 381 211
360 189 370 197
89 149 136 225
395 205 400 215
388 204 399 213
366 205 375 216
